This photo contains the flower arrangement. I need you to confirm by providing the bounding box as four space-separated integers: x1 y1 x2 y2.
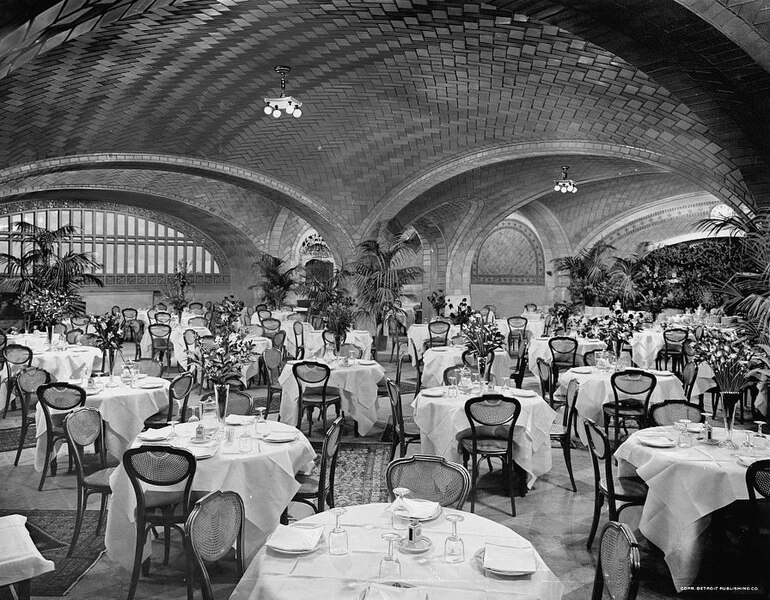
19 288 79 327
463 314 505 358
214 295 245 334
89 312 125 352
427 289 447 317
188 331 259 385
593 309 644 348
164 260 189 316
323 298 357 338
448 298 474 327
691 328 767 393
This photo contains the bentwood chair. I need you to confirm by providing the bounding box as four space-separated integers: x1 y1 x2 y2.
388 319 408 362
256 309 272 324
261 348 284 418
66 328 83 345
124 446 199 600
2 344 33 417
143 372 195 428
188 302 204 312
185 491 245 600
154 311 172 324
13 367 51 467
443 365 464 386
507 316 528 357
338 343 363 359
122 308 139 342
272 330 287 358
460 395 523 516
409 339 424 393
37 382 86 491
386 454 470 510
292 417 344 513
648 400 704 427
655 328 688 375
385 379 420 460
591 522 641 600
182 329 197 354
147 323 173 371
511 350 528 389
292 362 342 436
426 320 450 349
200 390 254 417
681 361 699 404
292 320 306 360
602 370 657 448
187 316 207 328
535 357 556 408
584 419 648 548
322 330 339 357
583 349 599 367
63 407 114 557
135 358 164 378
261 318 281 340
155 303 168 312
549 336 578 384
551 378 580 492
71 316 90 333
146 308 157 324
524 303 538 313
461 349 495 382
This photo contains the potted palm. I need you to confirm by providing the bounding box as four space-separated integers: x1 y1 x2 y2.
353 226 422 351
251 254 299 309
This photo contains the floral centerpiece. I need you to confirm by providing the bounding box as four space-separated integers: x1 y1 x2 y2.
548 302 574 332
213 295 245 334
89 312 126 374
592 308 644 354
448 298 474 327
427 289 447 318
462 314 505 378
692 328 769 448
322 298 357 353
164 260 189 320
19 288 79 341
188 331 259 418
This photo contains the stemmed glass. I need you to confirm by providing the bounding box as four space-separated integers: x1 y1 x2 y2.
328 507 348 555
255 407 267 439
379 533 402 579
444 513 465 563
754 421 767 454
741 430 754 456
391 487 411 532
447 376 458 398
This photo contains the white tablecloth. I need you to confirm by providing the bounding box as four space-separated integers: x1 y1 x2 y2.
278 360 386 436
105 420 315 571
557 367 685 442
520 313 546 339
528 337 606 369
139 325 210 367
34 378 170 471
629 329 664 369
422 347 513 388
411 387 556 487
407 323 461 365
230 503 563 600
28 346 102 380
615 426 750 591
0 515 55 588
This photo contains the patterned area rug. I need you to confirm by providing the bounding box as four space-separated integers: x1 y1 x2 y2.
0 424 36 453
309 441 391 505
0 509 105 596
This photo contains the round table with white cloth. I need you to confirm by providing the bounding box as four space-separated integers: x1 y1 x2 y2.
411 386 556 487
421 347 513 388
33 376 170 471
278 359 386 436
407 323 461 365
527 336 606 369
615 426 758 592
105 419 315 571
229 502 564 600
557 367 685 443
520 313 546 339
629 329 665 369
139 325 210 368
287 328 373 360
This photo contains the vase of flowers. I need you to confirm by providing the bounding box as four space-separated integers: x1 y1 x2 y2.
593 308 645 356
548 302 573 333
213 295 246 334
462 315 505 380
19 288 79 343
427 289 447 319
448 298 474 328
89 312 126 379
165 260 189 322
322 299 357 353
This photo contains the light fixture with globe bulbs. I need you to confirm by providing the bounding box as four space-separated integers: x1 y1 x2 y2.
553 166 578 194
263 65 302 119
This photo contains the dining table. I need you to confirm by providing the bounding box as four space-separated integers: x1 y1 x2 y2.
0 514 55 595
229 502 564 600
557 366 685 442
615 425 763 592
33 376 170 471
520 312 546 339
105 418 315 570
527 336 606 370
278 358 386 436
421 346 514 388
139 324 211 368
407 323 461 365
411 385 556 487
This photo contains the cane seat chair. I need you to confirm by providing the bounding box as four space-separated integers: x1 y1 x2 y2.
63 407 114 557
584 419 648 548
71 316 90 333
386 454 470 510
524 303 538 312
199 390 254 417
292 362 342 436
388 319 408 362
602 370 657 448
385 379 420 460
591 521 641 600
507 316 528 357
338 343 363 359
154 302 168 312
272 330 287 357
583 349 599 367
144 372 195 428
187 316 207 328
655 328 688 375
185 491 245 600
549 336 578 382
147 323 173 371
649 400 703 427
535 357 556 408
182 329 197 353
256 309 272 324
188 302 204 312
409 338 424 393
261 317 281 340
681 361 699 405
13 367 51 466
154 311 172 324
292 417 344 513
460 395 523 515
322 330 341 357
37 382 86 491
261 348 283 418
122 308 139 342
426 320 450 348
2 344 33 417
293 320 306 360
550 378 580 492
66 328 84 345
443 365 464 386
511 350 528 388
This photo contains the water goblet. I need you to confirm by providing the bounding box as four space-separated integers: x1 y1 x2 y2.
677 419 692 448
391 487 411 532
328 507 349 555
379 533 402 579
741 431 754 457
238 431 252 453
443 513 465 563
753 421 767 453
447 376 458 398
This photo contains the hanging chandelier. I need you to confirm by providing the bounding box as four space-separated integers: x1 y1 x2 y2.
553 166 577 194
263 65 302 119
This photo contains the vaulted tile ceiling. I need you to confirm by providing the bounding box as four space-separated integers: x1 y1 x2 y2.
0 0 768 280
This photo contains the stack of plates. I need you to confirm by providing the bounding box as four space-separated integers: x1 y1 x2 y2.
474 542 537 577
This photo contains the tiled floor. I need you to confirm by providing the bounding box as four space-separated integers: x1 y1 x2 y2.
0 348 749 599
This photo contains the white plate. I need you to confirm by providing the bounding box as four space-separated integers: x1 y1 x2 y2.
638 436 676 448
572 367 594 374
431 347 448 353
85 388 102 396
421 388 444 398
358 359 377 365
140 381 164 389
511 389 537 398
188 436 216 446
263 432 298 443
473 547 536 576
137 429 171 442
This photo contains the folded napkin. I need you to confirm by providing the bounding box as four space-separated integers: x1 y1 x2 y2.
266 524 323 552
137 427 173 441
363 584 427 600
264 430 297 442
387 498 440 520
224 414 255 426
484 541 536 574
737 455 770 468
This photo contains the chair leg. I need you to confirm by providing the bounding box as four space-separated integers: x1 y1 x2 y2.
96 493 109 535
38 434 54 491
68 486 85 557
14 412 29 466
562 438 577 492
127 527 147 600
163 525 171 566
505 458 516 517
587 489 604 548
470 456 478 513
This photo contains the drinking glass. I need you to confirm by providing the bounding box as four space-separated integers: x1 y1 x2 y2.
753 421 767 453
328 507 348 555
379 533 402 579
741 431 754 456
238 431 252 453
224 426 236 445
391 487 411 531
677 419 692 448
444 513 465 563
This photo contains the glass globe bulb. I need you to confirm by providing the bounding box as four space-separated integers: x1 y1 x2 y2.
293 108 302 118
272 109 281 118
561 187 568 193
286 104 295 115
572 187 578 193
567 183 574 192
553 184 560 192
263 105 272 115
